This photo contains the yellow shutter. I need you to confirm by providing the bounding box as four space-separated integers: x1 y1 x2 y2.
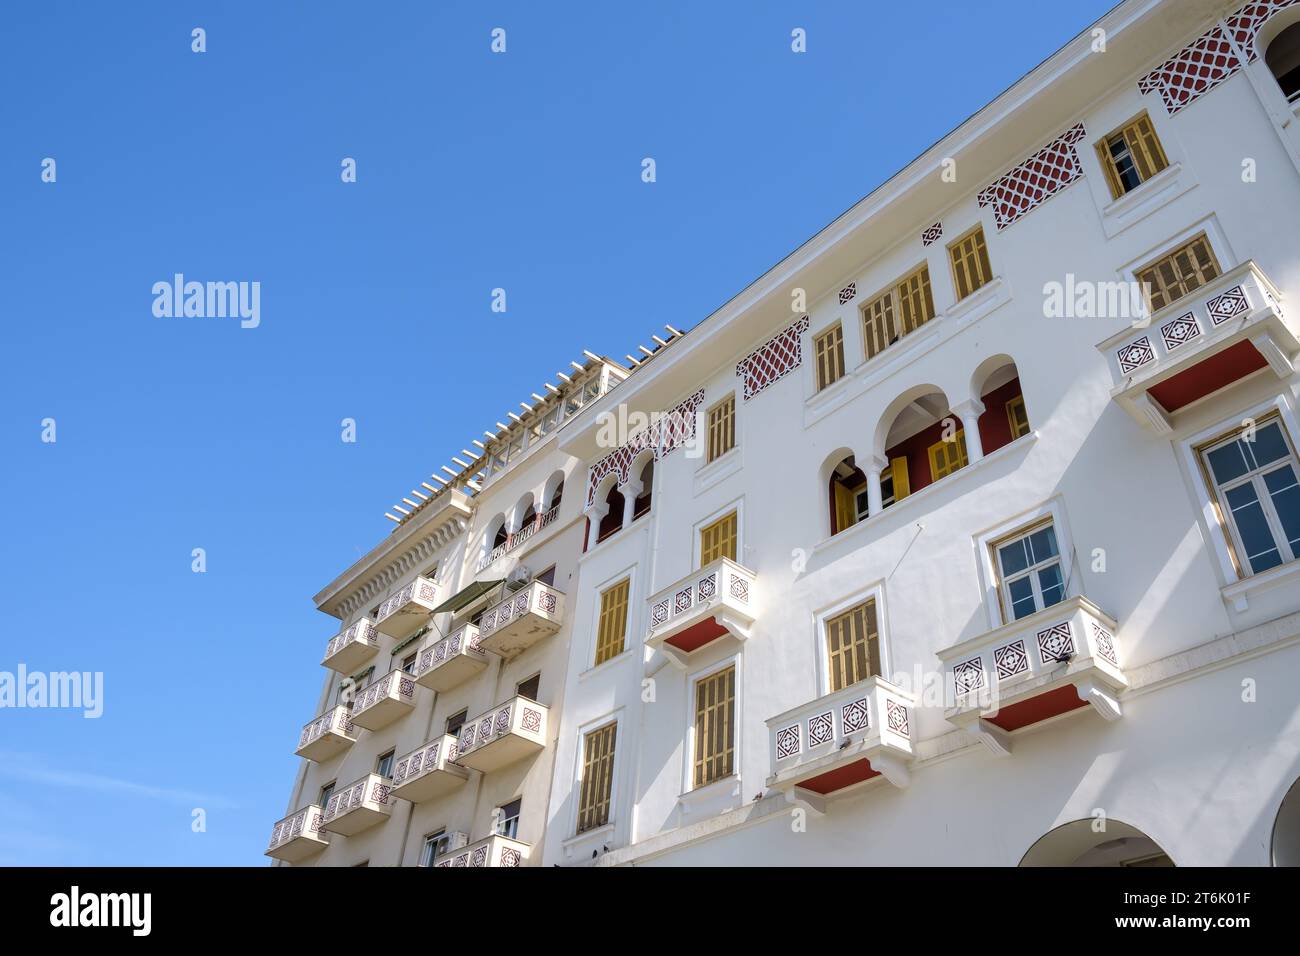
814 325 845 390
706 395 735 463
577 722 617 833
825 599 881 692
895 264 935 334
1124 114 1168 182
862 293 897 359
1136 233 1221 312
1095 138 1125 200
1006 395 1030 439
693 666 735 788
833 480 857 532
890 456 910 499
948 227 993 300
929 430 969 480
594 579 630 666
700 512 737 566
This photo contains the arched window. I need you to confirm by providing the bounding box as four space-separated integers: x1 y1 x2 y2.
518 502 537 531
877 387 952 498
633 460 654 519
829 456 868 535
1267 21 1300 101
597 483 625 542
972 358 1030 456
549 479 564 513
492 520 509 550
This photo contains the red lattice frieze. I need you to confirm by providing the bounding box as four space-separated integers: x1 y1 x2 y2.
1138 26 1242 115
735 315 810 401
584 389 704 505
1227 0 1300 59
977 124 1087 231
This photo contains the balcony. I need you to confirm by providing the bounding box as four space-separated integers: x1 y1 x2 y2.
454 696 548 773
391 734 471 803
1099 261 1297 434
646 558 758 667
766 677 917 814
349 669 418 731
936 596 1127 757
432 833 530 868
321 618 381 674
265 804 330 863
475 504 561 572
475 581 565 659
413 625 489 693
295 705 357 762
374 575 440 639
320 773 393 836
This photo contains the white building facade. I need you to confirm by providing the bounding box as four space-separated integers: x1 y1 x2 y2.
273 0 1300 867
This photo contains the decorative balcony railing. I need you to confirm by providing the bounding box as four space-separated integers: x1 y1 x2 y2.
475 581 565 659
320 772 393 836
1098 261 1296 434
321 618 381 674
349 668 417 732
374 575 440 639
432 833 530 868
391 734 471 803
646 557 757 666
266 804 329 862
936 595 1127 757
454 696 548 773
413 624 489 693
475 505 561 572
296 705 357 762
766 676 916 812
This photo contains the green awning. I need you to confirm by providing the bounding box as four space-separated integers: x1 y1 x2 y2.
429 578 504 616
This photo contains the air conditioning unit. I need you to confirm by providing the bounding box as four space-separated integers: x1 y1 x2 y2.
505 566 532 592
446 831 469 851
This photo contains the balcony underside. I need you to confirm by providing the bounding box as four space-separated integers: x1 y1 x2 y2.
392 765 470 803
456 734 542 774
322 806 388 837
416 652 488 693
350 696 414 732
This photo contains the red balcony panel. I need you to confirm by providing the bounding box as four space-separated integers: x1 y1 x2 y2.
986 684 1089 733
1147 339 1268 413
797 758 881 796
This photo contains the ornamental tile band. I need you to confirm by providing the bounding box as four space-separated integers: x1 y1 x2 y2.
735 315 810 401
977 123 1086 230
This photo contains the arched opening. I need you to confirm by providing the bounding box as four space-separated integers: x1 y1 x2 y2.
548 479 564 513
490 516 509 550
542 470 565 514
518 501 537 530
1266 21 1300 102
633 459 654 520
1020 819 1174 867
828 454 869 535
1272 775 1300 865
972 357 1030 456
597 483 625 542
877 387 955 501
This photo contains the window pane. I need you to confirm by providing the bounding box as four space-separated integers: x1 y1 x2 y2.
1250 422 1290 468
1225 483 1283 572
1207 441 1250 484
1264 464 1300 551
1008 577 1037 619
999 539 1030 576
1036 563 1065 608
1027 526 1059 564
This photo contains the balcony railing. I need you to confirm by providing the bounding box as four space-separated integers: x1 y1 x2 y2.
431 833 530 868
266 804 329 862
1098 261 1296 434
321 618 381 674
320 772 393 836
296 705 357 762
766 677 916 812
391 734 471 803
374 575 440 639
475 505 561 572
646 557 757 666
349 668 417 732
454 696 548 773
936 595 1127 756
413 624 489 693
475 581 565 659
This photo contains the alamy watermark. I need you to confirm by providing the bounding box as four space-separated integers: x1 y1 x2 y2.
1042 274 1151 326
152 274 260 328
0 664 103 718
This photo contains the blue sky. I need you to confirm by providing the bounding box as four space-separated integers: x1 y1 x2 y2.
0 1 1115 865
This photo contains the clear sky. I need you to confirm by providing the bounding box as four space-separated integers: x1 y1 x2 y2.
0 1 1117 865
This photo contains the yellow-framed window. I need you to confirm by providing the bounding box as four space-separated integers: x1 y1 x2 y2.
594 578 630 666
928 428 969 480
813 324 845 391
692 665 735 789
1006 395 1030 439
825 599 881 692
896 263 936 334
576 722 617 833
948 226 993 301
862 264 935 361
1096 113 1169 200
861 291 897 360
706 394 735 463
699 511 737 566
1135 233 1221 314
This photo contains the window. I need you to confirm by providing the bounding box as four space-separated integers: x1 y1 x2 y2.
594 579 630 666
1135 233 1221 313
699 511 737 565
420 829 451 867
813 324 846 391
495 798 522 839
1006 395 1031 439
577 722 618 833
516 673 541 701
400 652 417 675
706 395 736 463
862 264 936 359
632 460 653 519
446 708 468 737
376 750 395 778
995 522 1066 621
1266 21 1300 102
692 665 735 789
535 565 556 587
1096 113 1169 199
928 428 969 480
1200 418 1300 576
825 600 881 692
318 781 336 807
830 459 868 534
881 457 910 508
948 226 994 300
